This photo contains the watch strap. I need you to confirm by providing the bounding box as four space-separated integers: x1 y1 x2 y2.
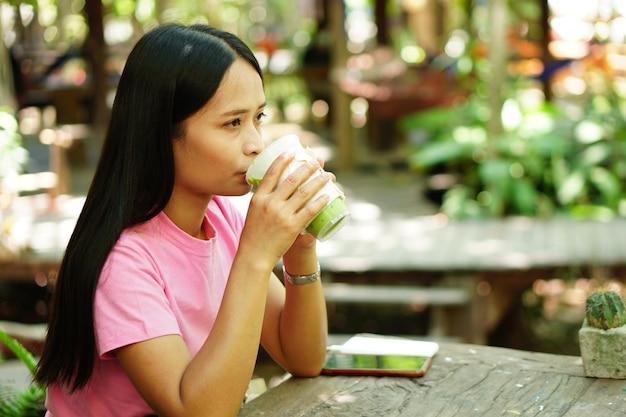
283 263 321 285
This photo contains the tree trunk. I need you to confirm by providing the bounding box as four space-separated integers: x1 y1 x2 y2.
329 0 355 171
83 0 109 148
0 6 16 109
486 0 507 154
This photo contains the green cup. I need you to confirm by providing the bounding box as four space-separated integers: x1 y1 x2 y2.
246 135 351 241
306 196 351 241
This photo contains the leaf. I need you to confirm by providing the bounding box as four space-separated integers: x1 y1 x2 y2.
0 329 37 374
589 166 622 209
399 106 464 133
569 204 615 221
557 171 585 205
479 159 510 191
528 133 572 157
0 331 46 416
441 185 484 219
511 178 538 215
478 159 513 217
550 155 569 191
579 143 611 168
0 329 46 417
408 140 474 170
484 187 506 217
0 385 46 417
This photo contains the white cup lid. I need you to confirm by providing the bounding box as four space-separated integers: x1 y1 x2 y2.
246 134 303 184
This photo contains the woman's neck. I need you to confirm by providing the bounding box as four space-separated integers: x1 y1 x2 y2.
162 192 213 239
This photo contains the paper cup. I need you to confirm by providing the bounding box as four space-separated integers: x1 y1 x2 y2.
246 135 350 241
246 135 301 187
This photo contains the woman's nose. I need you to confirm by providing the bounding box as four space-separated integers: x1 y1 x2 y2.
244 127 264 155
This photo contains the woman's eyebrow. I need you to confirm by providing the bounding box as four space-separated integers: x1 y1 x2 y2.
220 102 267 117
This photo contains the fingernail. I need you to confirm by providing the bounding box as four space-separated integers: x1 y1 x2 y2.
319 171 331 181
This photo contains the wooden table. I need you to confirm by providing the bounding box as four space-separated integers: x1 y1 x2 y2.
239 342 626 416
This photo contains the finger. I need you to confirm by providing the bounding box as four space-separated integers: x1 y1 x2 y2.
293 192 330 227
274 161 322 199
291 170 331 207
313 158 337 184
254 150 295 192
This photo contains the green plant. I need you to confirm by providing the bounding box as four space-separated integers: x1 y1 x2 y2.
0 106 29 260
585 289 626 330
0 329 46 417
400 78 626 220
0 106 28 182
399 0 626 221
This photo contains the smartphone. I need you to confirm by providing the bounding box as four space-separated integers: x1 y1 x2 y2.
321 352 433 377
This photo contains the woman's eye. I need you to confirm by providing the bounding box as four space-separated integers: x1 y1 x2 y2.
227 118 242 127
256 112 267 123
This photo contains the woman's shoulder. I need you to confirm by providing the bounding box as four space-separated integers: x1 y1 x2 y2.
111 213 184 261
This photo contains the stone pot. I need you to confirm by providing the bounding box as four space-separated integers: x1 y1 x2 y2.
579 319 626 379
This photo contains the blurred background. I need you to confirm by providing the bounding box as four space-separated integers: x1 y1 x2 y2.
2 0 626 371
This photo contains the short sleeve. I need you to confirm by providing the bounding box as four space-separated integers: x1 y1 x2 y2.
94 237 181 358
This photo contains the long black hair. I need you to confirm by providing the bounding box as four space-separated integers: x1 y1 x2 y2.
35 23 263 392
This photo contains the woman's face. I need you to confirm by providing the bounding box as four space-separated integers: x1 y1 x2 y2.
172 58 266 201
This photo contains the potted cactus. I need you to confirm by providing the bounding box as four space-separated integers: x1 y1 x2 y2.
578 289 626 379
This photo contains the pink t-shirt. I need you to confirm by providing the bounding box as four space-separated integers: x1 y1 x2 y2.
45 196 244 416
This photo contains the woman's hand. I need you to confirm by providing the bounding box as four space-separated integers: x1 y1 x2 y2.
240 151 330 267
285 156 335 253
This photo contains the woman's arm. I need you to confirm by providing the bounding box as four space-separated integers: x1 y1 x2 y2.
261 243 328 377
116 154 330 417
115 255 276 417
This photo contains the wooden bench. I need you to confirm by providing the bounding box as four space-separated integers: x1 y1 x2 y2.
323 282 469 305
318 216 626 344
323 282 471 339
0 320 47 358
1 172 59 213
15 172 58 194
0 320 47 343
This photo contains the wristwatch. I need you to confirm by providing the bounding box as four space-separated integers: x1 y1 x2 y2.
283 263 321 285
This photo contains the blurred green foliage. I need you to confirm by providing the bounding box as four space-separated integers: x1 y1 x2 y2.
0 329 45 417
401 78 626 220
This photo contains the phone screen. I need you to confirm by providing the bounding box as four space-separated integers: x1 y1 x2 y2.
322 352 431 377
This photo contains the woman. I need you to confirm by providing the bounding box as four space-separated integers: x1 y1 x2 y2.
35 23 330 417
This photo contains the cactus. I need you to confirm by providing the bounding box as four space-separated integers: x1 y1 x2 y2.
585 289 626 330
